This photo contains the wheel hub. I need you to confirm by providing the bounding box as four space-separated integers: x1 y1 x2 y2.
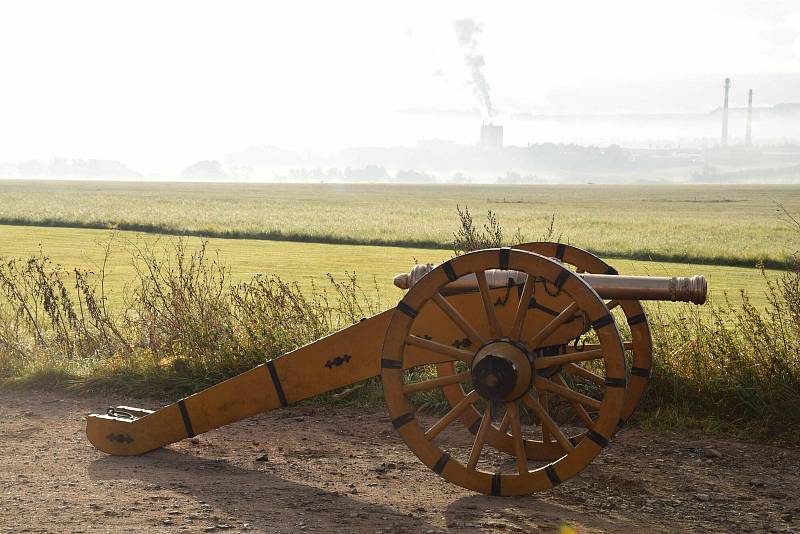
470 340 533 402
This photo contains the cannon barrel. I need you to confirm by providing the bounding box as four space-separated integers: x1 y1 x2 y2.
393 267 707 305
581 274 707 305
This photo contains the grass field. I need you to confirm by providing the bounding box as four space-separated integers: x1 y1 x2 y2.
0 180 797 269
0 225 778 310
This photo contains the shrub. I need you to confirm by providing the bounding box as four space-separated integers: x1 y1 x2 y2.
0 238 381 397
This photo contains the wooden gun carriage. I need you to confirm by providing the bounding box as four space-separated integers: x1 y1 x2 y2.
87 243 707 496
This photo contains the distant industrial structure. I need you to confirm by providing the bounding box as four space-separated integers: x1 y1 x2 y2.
721 78 731 146
745 89 753 147
719 78 755 147
479 123 503 148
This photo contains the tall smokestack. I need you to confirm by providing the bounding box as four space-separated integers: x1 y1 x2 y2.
721 78 731 146
745 89 753 147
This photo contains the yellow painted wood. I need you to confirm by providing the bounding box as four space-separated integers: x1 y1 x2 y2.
86 310 393 455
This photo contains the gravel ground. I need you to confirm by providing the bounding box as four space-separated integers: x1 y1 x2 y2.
1 388 798 533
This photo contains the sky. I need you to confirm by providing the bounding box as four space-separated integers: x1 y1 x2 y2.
0 1 798 174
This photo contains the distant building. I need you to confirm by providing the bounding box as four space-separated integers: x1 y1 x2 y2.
721 78 730 146
479 123 503 148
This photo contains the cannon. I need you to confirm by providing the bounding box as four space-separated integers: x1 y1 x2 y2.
87 243 707 496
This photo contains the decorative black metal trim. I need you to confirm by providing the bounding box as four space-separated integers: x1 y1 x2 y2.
452 337 472 349
177 399 195 438
491 473 502 496
604 377 627 388
493 278 515 306
555 243 566 260
106 433 134 444
324 354 352 368
397 301 418 318
442 261 458 282
529 299 559 316
380 358 402 369
586 429 609 448
499 247 510 270
266 360 288 407
392 412 415 429
536 344 567 357
627 313 647 326
545 464 561 486
433 452 450 474
630 366 651 378
591 314 614 330
554 270 570 289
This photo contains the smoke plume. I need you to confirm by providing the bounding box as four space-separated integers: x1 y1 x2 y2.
453 18 492 118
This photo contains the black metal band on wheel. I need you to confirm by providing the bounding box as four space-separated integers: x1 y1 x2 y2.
499 247 511 270
442 261 458 282
392 413 415 429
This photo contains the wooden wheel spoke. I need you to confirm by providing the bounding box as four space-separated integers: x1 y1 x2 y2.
538 392 550 443
432 293 486 346
476 271 503 338
403 371 471 395
527 301 579 348
406 334 474 363
467 407 492 470
509 277 535 340
564 362 605 386
535 376 602 410
497 409 512 434
535 348 604 368
424 390 479 440
522 393 575 453
554 374 595 428
506 402 529 474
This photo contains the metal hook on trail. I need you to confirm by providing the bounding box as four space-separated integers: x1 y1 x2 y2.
106 407 134 419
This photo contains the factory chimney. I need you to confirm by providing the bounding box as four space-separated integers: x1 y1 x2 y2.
745 89 753 147
721 78 730 146
479 122 503 149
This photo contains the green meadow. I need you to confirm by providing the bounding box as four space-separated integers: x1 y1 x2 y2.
0 180 797 269
0 224 777 310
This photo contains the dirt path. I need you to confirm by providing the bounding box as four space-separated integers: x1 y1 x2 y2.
1 388 798 533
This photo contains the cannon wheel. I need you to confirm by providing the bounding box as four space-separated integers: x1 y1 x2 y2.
381 248 626 495
436 242 652 461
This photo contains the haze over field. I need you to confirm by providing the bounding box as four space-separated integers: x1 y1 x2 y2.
0 1 798 182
